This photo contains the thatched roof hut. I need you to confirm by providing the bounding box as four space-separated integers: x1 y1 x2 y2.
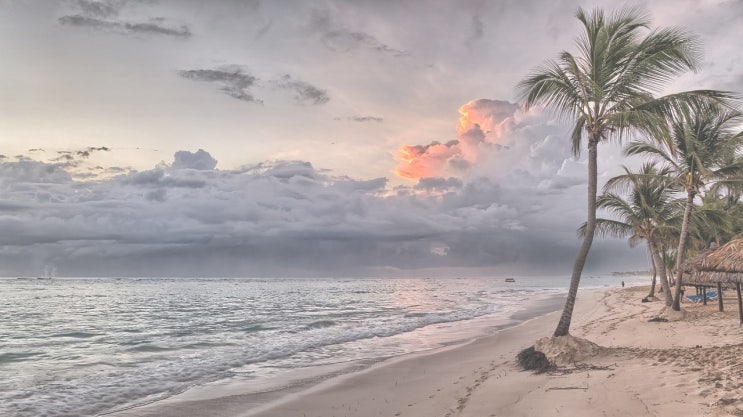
683 239 743 285
680 238 743 324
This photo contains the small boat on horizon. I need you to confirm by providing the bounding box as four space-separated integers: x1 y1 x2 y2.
505 277 516 283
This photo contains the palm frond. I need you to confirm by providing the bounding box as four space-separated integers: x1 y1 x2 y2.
579 218 634 239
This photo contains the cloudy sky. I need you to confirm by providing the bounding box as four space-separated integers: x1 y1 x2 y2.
1 0 741 277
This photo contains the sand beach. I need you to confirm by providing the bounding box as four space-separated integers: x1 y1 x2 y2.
112 285 743 417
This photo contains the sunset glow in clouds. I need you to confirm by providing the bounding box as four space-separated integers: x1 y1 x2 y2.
394 99 520 180
2 0 741 277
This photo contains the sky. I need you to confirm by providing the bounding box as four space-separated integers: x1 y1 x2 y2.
0 0 741 277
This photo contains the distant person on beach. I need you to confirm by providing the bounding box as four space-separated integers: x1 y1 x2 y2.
621 281 625 288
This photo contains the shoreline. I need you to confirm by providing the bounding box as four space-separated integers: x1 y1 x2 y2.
110 284 743 416
108 291 569 417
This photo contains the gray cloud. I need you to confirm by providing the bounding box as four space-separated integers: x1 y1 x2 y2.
121 167 207 189
30 146 113 170
0 141 647 277
272 74 329 105
179 68 330 106
337 116 384 123
76 0 118 18
58 14 192 38
309 9 407 57
466 14 484 48
77 146 111 158
123 21 191 38
145 188 167 202
172 149 218 170
414 177 463 192
58 0 192 39
178 67 262 104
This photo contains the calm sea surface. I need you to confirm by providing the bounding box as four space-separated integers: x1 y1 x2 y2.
0 275 645 416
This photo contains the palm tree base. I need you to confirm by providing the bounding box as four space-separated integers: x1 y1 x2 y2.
657 306 686 321
534 334 602 366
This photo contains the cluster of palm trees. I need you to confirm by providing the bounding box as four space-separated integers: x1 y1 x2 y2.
595 106 743 311
517 7 743 337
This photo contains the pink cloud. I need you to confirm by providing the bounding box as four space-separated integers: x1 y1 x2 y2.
394 99 520 180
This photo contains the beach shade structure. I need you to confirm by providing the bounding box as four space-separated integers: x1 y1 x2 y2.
680 250 724 308
681 239 743 324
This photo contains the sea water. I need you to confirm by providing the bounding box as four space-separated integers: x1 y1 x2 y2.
0 275 645 416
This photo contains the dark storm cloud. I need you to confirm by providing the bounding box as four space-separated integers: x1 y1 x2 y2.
178 67 262 104
272 74 329 105
309 9 407 57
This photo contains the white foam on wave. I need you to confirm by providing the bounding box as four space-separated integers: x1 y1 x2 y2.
0 277 574 417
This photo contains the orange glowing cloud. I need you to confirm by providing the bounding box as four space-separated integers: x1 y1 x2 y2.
456 99 518 135
394 141 461 179
394 99 519 180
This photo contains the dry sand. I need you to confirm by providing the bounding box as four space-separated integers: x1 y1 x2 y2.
114 285 743 417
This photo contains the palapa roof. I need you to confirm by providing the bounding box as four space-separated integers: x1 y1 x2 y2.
682 239 743 285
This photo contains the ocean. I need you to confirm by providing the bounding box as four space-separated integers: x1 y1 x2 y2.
0 275 646 416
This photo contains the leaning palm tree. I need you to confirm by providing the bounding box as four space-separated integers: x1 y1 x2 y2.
626 103 743 310
517 6 728 336
581 163 681 305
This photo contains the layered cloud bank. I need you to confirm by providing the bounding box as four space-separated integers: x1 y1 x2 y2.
0 99 643 277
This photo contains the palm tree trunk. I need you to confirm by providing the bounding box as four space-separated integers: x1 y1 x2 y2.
651 239 673 305
553 139 598 337
672 191 695 311
647 241 657 298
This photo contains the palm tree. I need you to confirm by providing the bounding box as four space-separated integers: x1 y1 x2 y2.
582 163 680 305
699 164 743 244
626 104 743 310
687 191 735 251
517 6 725 336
